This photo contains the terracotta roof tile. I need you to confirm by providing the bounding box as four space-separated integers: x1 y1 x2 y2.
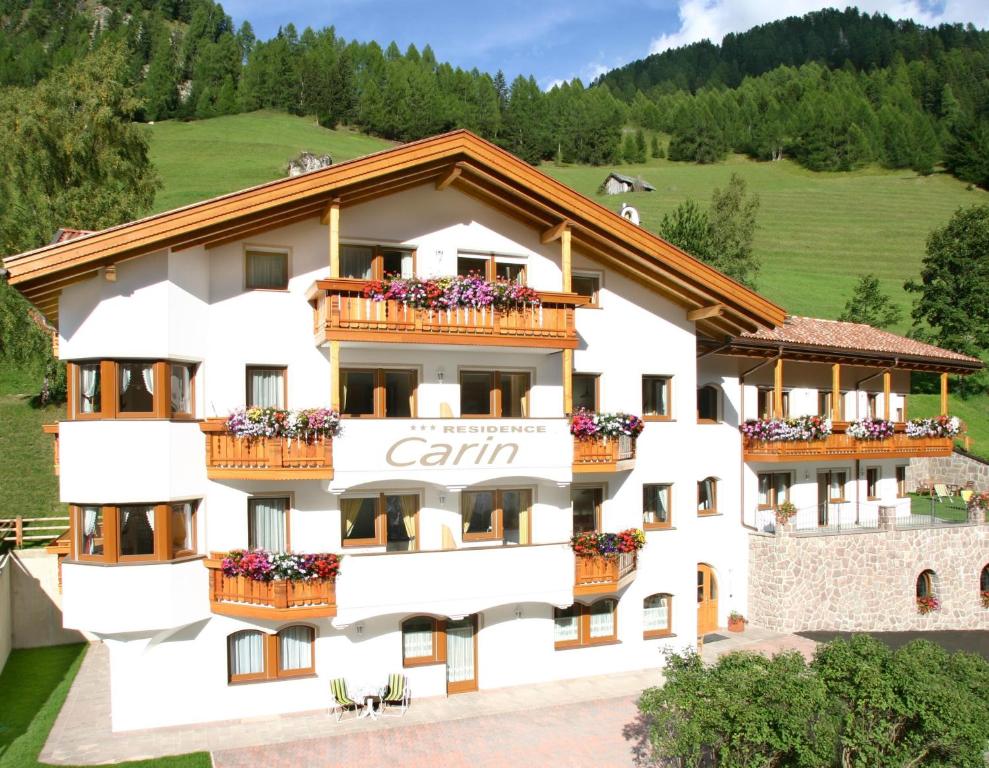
50 228 94 244
740 316 981 365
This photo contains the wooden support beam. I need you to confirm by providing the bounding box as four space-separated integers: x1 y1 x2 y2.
686 304 723 322
435 166 462 191
562 349 573 415
323 200 340 278
940 372 949 416
831 363 841 422
883 370 891 421
773 358 784 419
330 341 341 411
561 227 572 294
541 220 569 244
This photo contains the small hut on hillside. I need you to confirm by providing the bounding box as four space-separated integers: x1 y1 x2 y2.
598 172 655 195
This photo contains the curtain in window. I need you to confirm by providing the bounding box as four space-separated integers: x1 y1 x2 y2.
399 495 417 541
247 251 288 288
249 369 284 408
141 365 155 395
171 503 193 553
248 498 286 551
170 365 191 413
229 631 264 676
81 506 100 554
698 479 715 511
80 365 100 413
119 506 155 556
589 601 615 638
445 620 474 684
643 596 669 631
120 365 131 393
341 246 373 279
516 499 529 546
554 609 578 642
341 498 364 538
278 626 312 671
402 620 433 658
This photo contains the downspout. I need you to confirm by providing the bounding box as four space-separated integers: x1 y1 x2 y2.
738 348 784 531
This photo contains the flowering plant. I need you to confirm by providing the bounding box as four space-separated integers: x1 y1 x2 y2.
916 595 940 614
570 528 646 559
221 549 341 582
728 611 747 623
847 417 896 440
905 415 961 438
775 500 797 526
739 415 831 442
225 407 341 441
362 275 540 310
981 590 989 609
967 491 989 517
570 408 645 440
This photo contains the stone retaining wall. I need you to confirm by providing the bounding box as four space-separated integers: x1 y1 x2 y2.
0 555 10 674
906 449 989 492
748 506 989 632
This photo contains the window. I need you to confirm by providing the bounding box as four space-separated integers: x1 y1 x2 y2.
822 471 848 502
402 616 446 667
118 362 155 414
643 484 672 529
340 368 417 417
457 252 526 283
866 467 880 500
642 376 671 420
981 565 989 594
245 249 288 290
757 472 791 509
818 391 845 420
341 493 419 550
573 373 599 412
77 363 101 415
70 360 195 420
572 486 602 534
572 273 601 306
459 370 530 417
758 387 789 419
896 466 908 498
916 570 936 599
341 244 414 280
553 599 618 649
697 477 718 516
227 625 315 683
72 502 197 563
643 594 672 638
248 497 288 552
867 393 879 419
246 366 286 408
461 489 531 544
170 363 194 417
697 385 719 422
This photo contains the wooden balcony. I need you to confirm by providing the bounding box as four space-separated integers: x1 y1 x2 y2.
201 420 333 480
42 423 59 475
574 551 637 596
308 278 580 349
205 556 337 619
743 423 954 463
572 434 636 473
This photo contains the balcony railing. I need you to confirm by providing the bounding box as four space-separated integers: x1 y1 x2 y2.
572 434 636 473
205 555 337 619
308 278 580 349
574 551 637 596
200 420 333 480
743 423 953 463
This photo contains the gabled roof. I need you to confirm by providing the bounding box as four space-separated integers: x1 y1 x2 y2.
604 172 655 191
50 228 94 244
2 129 784 336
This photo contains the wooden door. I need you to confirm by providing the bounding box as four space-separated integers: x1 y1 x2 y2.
696 564 719 635
446 615 478 694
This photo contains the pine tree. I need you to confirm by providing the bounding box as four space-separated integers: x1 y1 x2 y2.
621 132 637 164
142 32 179 120
634 128 647 163
651 134 661 158
838 274 902 328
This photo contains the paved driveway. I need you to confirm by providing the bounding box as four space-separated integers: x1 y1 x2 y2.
213 695 652 768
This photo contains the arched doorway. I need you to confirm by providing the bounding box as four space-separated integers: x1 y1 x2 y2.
697 564 719 635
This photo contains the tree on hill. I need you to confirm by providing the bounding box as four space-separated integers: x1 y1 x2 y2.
650 134 661 158
838 274 902 328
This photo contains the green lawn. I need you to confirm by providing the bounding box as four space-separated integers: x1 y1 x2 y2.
145 111 392 212
0 644 210 768
909 393 989 458
908 492 970 522
0 394 64 521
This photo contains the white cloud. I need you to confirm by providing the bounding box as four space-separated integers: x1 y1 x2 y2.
649 0 989 54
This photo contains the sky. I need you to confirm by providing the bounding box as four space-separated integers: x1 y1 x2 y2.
221 0 989 89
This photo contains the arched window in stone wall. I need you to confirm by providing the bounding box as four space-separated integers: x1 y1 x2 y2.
980 565 989 608
916 569 940 614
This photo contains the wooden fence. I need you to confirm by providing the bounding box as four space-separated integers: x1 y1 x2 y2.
0 516 70 549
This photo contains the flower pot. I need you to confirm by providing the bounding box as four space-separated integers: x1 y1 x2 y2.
728 617 746 633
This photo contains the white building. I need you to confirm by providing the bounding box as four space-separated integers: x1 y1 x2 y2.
4 131 980 731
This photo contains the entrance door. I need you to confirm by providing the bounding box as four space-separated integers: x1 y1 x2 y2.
697 564 718 635
445 615 478 694
817 474 829 526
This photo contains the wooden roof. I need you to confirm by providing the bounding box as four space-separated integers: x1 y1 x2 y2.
2 130 785 336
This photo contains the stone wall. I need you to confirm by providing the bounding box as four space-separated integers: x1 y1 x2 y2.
906 449 989 492
0 555 10 674
749 507 989 632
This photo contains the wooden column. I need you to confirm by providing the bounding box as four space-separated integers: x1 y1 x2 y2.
330 341 341 411
883 370 891 421
940 372 949 416
326 200 340 278
831 363 841 422
562 350 573 414
773 358 784 418
561 226 572 293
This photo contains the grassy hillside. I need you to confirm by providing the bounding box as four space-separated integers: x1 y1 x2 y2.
145 111 393 212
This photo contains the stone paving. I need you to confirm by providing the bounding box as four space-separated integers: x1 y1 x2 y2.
42 628 816 766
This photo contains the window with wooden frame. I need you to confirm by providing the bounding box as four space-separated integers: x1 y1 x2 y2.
697 477 718 516
68 360 195 420
459 370 530 417
571 485 603 534
867 392 879 419
571 272 601 306
340 368 417 418
642 484 672 530
401 616 447 667
757 472 791 510
572 373 599 412
71 501 197 563
642 375 671 420
245 248 289 290
896 466 908 498
643 594 673 638
246 366 286 408
866 467 880 500
461 489 532 544
758 387 789 419
456 252 527 283
340 244 415 280
227 625 316 684
341 493 419 550
553 599 618 649
821 470 848 503
248 497 289 552
818 391 845 420
916 570 936 599
697 385 719 423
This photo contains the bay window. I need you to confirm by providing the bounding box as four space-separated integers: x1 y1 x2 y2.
553 599 618 649
71 501 198 563
227 625 315 684
68 360 196 420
